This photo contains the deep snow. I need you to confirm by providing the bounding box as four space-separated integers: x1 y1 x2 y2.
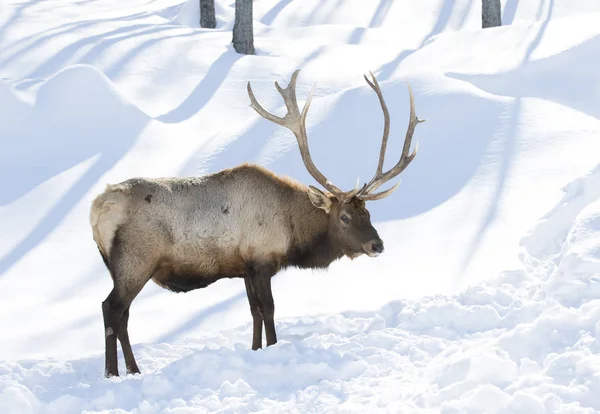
1 0 600 412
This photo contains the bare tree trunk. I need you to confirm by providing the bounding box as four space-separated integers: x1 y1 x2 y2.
200 0 216 29
232 0 254 55
482 0 501 28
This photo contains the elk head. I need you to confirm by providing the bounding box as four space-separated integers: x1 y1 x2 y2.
247 70 425 258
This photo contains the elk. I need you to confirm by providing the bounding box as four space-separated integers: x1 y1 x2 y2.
90 69 424 377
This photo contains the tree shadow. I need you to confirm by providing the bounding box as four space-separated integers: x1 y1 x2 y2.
183 117 277 176
0 0 45 42
523 0 554 62
183 36 329 170
349 0 393 45
155 2 186 21
156 46 241 123
0 10 157 73
173 41 330 175
303 0 345 27
261 0 295 25
94 29 199 79
5 23 203 98
502 0 519 25
369 0 394 27
456 98 519 278
457 0 474 29
534 0 548 20
501 0 548 26
18 24 174 85
377 0 455 81
0 66 149 277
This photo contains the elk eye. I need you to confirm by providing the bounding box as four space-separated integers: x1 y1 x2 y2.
340 214 351 224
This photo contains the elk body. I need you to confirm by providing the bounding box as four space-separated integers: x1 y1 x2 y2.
90 70 424 377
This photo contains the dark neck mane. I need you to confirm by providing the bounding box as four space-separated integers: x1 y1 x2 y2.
284 230 344 270
283 189 344 270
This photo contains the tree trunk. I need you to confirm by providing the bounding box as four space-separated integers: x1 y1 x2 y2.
232 0 254 55
200 0 216 29
482 0 501 28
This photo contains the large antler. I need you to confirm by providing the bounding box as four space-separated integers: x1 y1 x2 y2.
357 72 425 201
247 69 362 203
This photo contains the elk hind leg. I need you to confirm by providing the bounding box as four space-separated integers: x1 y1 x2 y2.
102 256 152 377
117 306 140 374
102 287 124 377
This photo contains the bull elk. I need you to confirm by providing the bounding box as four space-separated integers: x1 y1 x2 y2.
90 70 424 377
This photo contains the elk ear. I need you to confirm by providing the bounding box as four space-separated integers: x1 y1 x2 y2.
307 185 332 213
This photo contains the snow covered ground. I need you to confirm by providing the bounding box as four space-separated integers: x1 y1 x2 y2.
1 0 600 412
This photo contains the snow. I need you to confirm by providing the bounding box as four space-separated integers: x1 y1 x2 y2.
1 0 600 412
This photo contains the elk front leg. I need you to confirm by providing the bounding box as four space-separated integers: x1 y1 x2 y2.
244 276 263 350
249 263 278 347
245 263 278 349
254 275 277 347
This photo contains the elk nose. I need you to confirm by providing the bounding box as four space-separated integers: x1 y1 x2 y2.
371 241 384 254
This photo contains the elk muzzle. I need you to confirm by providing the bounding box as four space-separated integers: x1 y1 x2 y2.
363 239 384 257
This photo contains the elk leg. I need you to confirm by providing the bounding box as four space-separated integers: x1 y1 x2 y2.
244 277 263 350
259 278 277 347
117 306 140 375
103 246 152 378
252 269 277 347
102 288 122 377
103 281 147 377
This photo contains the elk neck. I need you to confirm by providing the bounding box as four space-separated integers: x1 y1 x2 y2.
283 187 344 270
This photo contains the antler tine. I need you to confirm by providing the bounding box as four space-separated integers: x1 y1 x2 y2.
363 71 390 176
247 81 285 127
358 78 425 201
247 70 346 197
359 179 402 201
274 70 300 119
